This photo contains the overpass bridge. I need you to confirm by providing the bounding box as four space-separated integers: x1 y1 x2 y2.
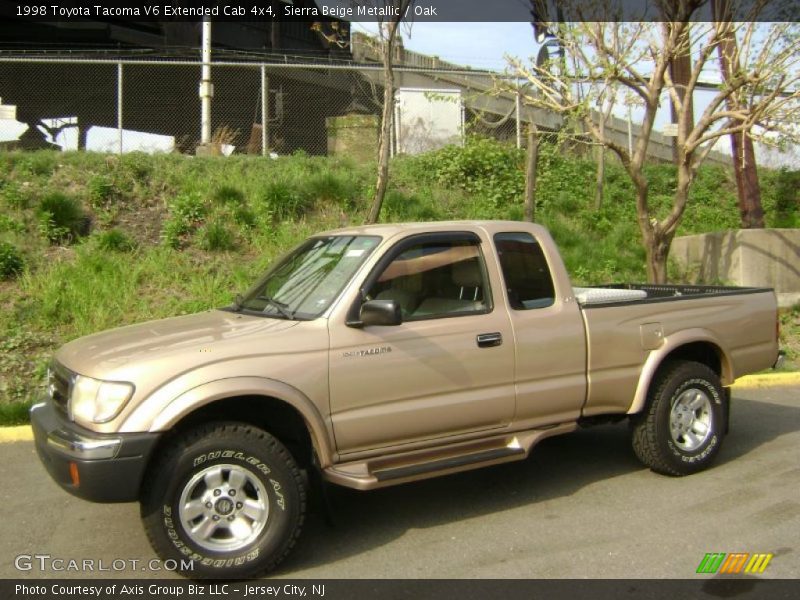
351 32 731 166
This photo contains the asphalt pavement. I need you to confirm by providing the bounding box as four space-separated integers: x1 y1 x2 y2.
1 382 798 580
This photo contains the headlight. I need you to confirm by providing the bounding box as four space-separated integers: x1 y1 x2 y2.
69 375 135 425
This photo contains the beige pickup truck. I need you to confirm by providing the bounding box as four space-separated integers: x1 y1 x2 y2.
31 221 780 578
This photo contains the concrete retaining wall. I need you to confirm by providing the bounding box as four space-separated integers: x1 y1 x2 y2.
671 229 800 307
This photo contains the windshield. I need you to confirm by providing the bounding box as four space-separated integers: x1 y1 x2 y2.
236 235 381 319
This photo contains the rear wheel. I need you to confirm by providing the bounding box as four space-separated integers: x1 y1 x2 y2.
141 422 306 578
631 360 726 476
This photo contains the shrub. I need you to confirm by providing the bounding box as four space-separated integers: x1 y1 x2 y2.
0 401 36 425
0 242 24 279
118 152 152 182
302 170 356 206
87 174 115 209
161 192 207 249
211 185 246 206
96 229 136 252
258 181 312 220
18 151 57 176
0 214 25 234
421 137 525 205
233 206 257 229
36 192 89 243
37 211 69 244
199 220 236 251
161 218 191 249
0 182 29 209
772 168 800 228
170 192 206 222
383 189 442 221
534 144 596 212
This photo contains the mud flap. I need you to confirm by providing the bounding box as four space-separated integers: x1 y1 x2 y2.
723 387 731 435
310 452 336 527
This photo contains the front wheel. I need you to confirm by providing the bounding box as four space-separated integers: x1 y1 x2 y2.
141 422 306 579
631 360 726 476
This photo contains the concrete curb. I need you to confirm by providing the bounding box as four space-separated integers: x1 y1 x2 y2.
0 425 33 442
0 372 796 443
731 372 800 389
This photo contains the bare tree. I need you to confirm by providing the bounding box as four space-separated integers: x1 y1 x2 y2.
507 2 800 283
363 0 414 224
594 90 616 210
524 123 539 222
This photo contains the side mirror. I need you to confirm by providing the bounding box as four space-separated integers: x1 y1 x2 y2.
359 299 402 327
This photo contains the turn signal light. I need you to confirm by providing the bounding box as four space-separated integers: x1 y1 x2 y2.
69 461 80 487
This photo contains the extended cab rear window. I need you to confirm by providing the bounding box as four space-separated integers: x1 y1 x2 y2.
494 232 555 310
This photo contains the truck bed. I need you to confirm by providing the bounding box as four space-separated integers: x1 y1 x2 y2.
576 284 777 417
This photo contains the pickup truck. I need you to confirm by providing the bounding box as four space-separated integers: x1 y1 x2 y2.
31 221 780 578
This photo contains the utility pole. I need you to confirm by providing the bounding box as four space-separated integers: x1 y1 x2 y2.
197 19 215 154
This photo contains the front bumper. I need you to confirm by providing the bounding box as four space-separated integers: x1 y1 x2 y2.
31 400 161 503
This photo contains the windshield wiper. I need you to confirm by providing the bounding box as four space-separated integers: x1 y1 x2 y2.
256 295 294 319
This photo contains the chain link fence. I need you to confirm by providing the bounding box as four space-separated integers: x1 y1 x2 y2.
0 56 541 159
0 55 722 165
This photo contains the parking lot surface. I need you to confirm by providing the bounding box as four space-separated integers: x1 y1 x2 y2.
1 384 798 579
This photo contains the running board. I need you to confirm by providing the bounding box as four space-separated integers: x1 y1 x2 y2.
374 445 525 482
323 422 576 490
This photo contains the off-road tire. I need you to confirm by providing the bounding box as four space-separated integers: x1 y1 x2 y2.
631 360 726 476
140 422 306 579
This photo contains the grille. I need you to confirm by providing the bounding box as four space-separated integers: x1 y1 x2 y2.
48 362 73 416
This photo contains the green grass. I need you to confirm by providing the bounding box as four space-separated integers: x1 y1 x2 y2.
0 241 24 279
95 229 136 252
779 304 800 370
37 191 89 243
0 401 34 426
199 220 237 252
0 143 797 425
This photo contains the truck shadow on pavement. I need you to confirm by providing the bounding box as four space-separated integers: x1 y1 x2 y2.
715 391 800 465
281 393 800 574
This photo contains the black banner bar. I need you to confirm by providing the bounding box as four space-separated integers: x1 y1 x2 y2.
4 579 800 600
0 0 797 23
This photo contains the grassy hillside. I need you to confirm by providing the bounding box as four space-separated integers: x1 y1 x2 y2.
0 141 797 424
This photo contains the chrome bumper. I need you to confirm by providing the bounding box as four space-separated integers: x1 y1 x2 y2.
45 424 122 460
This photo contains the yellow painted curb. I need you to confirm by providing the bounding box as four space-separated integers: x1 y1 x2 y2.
0 425 33 442
732 372 800 389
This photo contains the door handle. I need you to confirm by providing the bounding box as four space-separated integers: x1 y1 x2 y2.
477 332 503 348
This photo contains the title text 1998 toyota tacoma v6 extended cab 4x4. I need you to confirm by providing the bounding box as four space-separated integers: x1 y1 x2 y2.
31 221 780 578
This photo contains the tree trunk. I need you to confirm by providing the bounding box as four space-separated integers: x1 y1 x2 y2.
366 23 399 225
668 33 693 165
631 179 670 284
594 139 604 211
645 237 670 284
730 130 765 228
713 0 765 229
524 125 539 222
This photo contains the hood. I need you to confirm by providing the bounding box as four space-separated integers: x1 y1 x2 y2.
56 309 299 379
